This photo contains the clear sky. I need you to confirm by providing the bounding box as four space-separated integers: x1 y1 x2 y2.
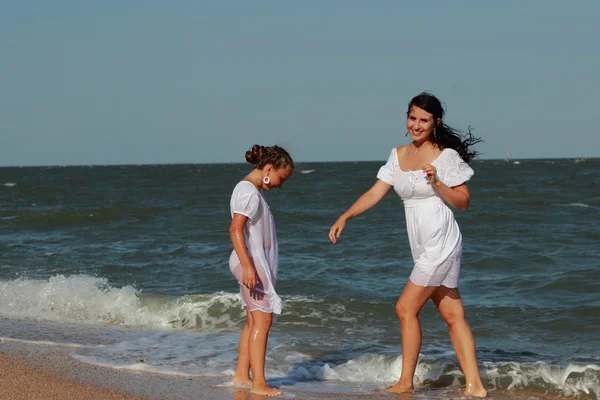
1 1 599 166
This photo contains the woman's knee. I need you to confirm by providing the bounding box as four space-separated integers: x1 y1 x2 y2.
440 308 465 328
395 300 419 322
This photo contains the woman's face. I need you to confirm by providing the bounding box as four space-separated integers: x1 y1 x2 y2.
406 106 438 142
263 164 293 190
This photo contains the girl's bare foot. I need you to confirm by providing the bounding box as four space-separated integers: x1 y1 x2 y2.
251 383 282 397
463 383 487 398
232 375 253 387
385 383 414 394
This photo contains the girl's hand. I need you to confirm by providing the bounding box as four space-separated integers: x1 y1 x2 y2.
242 265 257 289
329 217 346 244
422 164 439 186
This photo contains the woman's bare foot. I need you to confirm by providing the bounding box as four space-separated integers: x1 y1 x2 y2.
463 383 487 398
251 383 282 397
385 383 414 394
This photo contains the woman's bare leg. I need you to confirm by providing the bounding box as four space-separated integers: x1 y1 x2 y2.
432 286 487 398
386 281 438 393
248 310 282 397
233 307 253 386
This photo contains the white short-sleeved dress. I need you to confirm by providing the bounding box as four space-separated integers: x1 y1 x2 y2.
229 181 282 315
377 148 474 288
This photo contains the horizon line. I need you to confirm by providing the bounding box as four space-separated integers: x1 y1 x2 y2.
0 155 595 169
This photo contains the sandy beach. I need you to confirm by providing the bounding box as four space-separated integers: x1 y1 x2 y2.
0 340 237 400
0 347 144 400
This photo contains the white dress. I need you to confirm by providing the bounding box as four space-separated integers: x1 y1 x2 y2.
377 148 474 288
229 181 282 315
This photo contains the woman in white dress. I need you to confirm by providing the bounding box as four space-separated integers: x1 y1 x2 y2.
329 93 487 397
230 144 294 397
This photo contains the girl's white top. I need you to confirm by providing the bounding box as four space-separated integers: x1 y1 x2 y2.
377 148 474 287
230 181 282 314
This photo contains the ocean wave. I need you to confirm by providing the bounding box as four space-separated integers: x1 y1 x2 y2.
300 170 315 174
553 203 593 208
0 275 243 330
0 275 374 331
3 182 17 187
0 275 387 330
284 355 599 398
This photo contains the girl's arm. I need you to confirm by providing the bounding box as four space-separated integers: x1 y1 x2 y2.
329 180 392 244
229 213 257 289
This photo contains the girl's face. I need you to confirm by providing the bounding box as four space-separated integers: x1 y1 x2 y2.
406 106 439 142
263 164 293 190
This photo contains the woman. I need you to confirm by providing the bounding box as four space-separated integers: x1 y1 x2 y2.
329 93 487 397
229 144 294 397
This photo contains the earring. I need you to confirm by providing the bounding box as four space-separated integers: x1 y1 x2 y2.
433 129 437 140
405 132 409 137
263 176 270 185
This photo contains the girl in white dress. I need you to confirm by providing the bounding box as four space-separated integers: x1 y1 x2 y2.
329 93 487 398
230 144 293 397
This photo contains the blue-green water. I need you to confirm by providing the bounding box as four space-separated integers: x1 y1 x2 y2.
0 158 598 398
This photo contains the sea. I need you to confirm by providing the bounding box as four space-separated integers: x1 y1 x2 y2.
0 157 598 399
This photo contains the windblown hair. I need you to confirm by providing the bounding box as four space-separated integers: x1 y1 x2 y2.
408 92 482 163
245 144 294 170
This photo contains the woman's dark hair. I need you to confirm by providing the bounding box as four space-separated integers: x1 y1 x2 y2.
245 144 294 170
408 92 482 163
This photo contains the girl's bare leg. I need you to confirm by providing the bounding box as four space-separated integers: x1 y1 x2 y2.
248 310 282 397
386 281 438 393
432 286 487 398
233 307 253 386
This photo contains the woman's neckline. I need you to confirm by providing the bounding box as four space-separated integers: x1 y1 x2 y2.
394 147 446 173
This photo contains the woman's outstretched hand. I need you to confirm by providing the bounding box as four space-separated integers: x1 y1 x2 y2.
329 217 347 244
242 265 257 289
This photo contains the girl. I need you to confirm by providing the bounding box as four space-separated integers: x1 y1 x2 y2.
229 144 293 397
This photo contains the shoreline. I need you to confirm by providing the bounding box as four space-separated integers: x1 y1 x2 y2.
0 339 585 400
0 341 235 400
0 340 395 400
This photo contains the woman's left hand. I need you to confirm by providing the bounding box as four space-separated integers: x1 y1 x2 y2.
422 164 439 185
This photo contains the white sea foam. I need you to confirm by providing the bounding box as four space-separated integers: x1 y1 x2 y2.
300 170 315 174
0 337 84 348
3 182 16 187
70 339 600 398
0 276 365 331
564 203 591 208
0 275 242 329
483 360 600 397
552 203 593 209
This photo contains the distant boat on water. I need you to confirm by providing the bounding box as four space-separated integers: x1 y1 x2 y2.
505 152 520 165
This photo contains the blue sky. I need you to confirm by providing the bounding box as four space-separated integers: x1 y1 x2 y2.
1 1 599 166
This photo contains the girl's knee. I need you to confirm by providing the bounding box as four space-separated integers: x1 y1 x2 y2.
250 311 273 330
